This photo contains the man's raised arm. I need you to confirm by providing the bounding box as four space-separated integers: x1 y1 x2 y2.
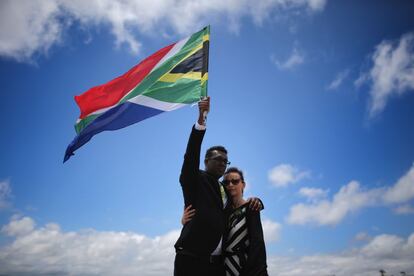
179 97 210 189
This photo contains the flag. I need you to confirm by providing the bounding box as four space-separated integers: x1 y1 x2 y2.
64 26 210 162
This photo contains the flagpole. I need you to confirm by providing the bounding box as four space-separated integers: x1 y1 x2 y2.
201 25 210 122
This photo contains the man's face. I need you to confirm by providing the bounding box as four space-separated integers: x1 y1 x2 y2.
205 150 229 178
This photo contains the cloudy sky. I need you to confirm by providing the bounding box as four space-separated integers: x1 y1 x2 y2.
1 0 414 275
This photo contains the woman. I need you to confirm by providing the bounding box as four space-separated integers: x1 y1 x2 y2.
182 167 268 276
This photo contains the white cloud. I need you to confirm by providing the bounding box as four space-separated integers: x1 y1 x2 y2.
287 164 414 226
262 219 282 243
354 232 372 242
0 215 281 275
287 181 382 225
393 204 414 215
0 216 180 276
356 32 414 117
354 72 368 88
360 233 414 260
306 0 327 11
266 232 414 276
326 69 350 90
383 164 414 204
0 0 62 62
2 216 413 276
268 164 311 187
271 47 305 70
0 0 327 62
0 180 12 210
298 187 328 202
1 216 35 237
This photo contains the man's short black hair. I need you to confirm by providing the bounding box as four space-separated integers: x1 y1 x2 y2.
224 167 245 182
205 146 227 159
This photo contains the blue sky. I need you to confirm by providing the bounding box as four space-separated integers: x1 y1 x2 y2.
1 0 414 275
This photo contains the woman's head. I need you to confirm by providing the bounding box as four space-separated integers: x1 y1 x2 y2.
223 167 246 198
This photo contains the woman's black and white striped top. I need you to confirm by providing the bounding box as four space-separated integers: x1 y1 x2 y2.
224 204 250 276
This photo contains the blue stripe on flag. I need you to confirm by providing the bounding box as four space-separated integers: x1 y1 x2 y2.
64 102 163 162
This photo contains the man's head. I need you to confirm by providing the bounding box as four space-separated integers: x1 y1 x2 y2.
204 146 229 178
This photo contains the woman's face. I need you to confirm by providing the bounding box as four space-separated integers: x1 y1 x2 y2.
223 172 245 198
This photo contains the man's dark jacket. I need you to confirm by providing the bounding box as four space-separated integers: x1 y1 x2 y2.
175 126 227 256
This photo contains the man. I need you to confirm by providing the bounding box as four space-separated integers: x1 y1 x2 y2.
174 97 262 276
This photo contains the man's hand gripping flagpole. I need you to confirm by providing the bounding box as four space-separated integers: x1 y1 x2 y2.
197 96 210 126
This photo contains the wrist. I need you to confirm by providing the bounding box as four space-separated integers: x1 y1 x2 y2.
197 115 205 125
195 121 206 130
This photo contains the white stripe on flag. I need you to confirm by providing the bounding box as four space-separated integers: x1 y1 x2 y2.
76 94 186 125
150 36 190 73
75 36 191 125
128 94 187 111
118 37 189 106
76 104 119 124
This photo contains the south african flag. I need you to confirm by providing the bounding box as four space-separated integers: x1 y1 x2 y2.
64 26 210 162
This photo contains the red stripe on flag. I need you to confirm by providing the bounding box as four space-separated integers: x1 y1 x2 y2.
75 43 176 119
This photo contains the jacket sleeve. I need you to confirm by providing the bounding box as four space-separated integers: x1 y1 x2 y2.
179 125 206 206
242 210 268 276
